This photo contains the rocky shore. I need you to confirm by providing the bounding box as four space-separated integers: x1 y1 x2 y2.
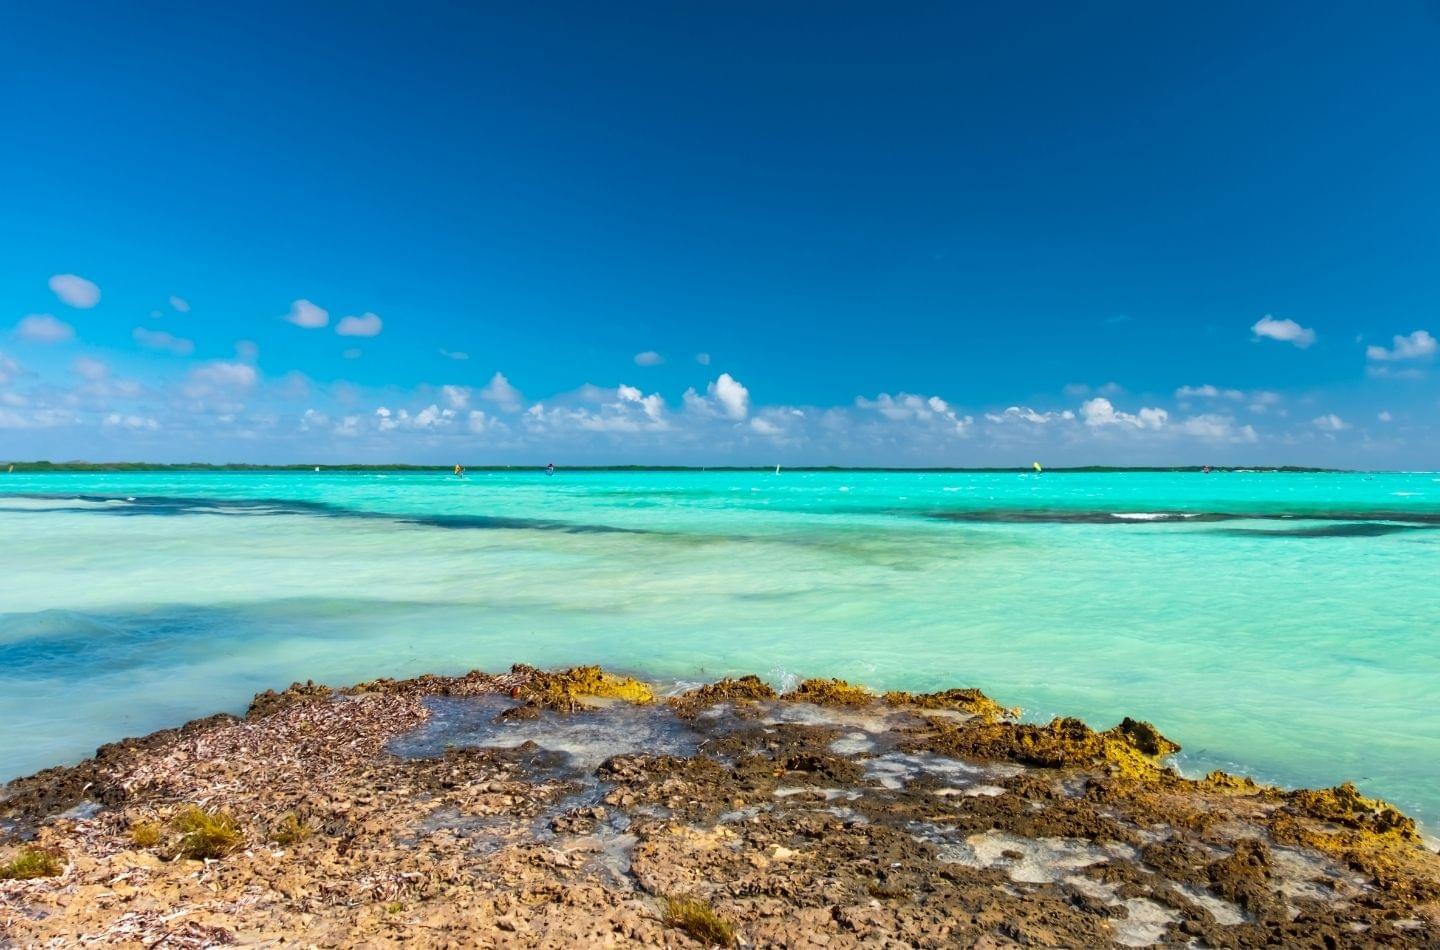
2 665 1437 947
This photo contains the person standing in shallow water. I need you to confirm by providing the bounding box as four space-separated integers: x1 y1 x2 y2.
545 462 555 476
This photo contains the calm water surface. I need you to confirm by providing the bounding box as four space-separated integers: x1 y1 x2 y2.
2 470 1437 825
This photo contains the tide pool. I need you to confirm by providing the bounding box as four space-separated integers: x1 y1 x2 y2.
2 469 1437 826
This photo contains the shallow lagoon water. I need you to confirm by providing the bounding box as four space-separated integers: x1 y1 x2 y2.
1 469 1438 826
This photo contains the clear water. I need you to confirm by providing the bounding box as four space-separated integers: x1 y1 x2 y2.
1 470 1437 826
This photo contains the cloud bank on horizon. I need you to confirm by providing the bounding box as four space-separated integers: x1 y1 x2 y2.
0 273 1430 467
3 4 1437 467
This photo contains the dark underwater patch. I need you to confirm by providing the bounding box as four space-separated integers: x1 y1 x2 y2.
0 493 645 535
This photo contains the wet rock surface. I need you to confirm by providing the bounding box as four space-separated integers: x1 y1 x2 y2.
0 666 1436 947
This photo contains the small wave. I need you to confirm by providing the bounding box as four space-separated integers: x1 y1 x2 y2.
1110 512 1195 522
1392 492 1420 497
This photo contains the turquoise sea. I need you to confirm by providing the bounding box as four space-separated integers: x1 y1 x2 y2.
2 470 1437 826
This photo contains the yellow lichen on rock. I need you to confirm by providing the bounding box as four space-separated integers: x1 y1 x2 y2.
1285 782 1418 840
882 687 1018 722
522 666 655 711
781 678 874 707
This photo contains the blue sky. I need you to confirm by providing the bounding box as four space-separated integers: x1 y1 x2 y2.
2 2 1438 465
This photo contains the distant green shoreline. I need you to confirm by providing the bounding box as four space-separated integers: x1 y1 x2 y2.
2 461 1346 474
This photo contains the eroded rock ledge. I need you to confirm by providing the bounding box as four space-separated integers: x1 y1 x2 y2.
1 666 1436 947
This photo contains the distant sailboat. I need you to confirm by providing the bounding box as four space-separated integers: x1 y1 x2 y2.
775 464 781 475
1032 461 1043 474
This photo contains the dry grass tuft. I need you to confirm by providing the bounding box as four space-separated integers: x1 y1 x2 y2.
661 895 735 947
128 821 163 848
172 806 244 859
272 813 312 846
0 847 64 880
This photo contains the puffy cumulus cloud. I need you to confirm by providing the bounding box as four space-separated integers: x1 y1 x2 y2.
749 407 806 440
617 384 665 422
72 356 109 381
985 406 1075 425
525 384 669 435
375 404 457 431
169 295 191 313
441 385 471 409
480 372 523 411
1366 330 1436 362
1313 413 1347 431
440 349 469 361
15 313 75 344
705 373 750 420
336 312 383 337
133 327 195 356
1251 315 1315 348
633 350 664 366
49 274 101 309
300 408 329 431
1080 397 1168 429
467 409 496 433
856 392 970 434
1378 410 1393 423
282 299 329 329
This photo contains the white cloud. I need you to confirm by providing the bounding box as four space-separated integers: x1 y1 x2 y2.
15 314 75 344
480 372 522 411
634 350 664 366
169 295 191 313
441 385 471 409
104 412 159 431
49 274 100 309
1366 330 1436 362
1313 413 1347 431
695 352 711 366
1247 391 1283 413
1064 382 1123 398
282 299 329 329
985 406 1074 424
133 327 195 356
1378 410 1393 423
0 351 21 386
466 410 496 433
1080 397 1168 429
440 349 469 361
750 417 782 436
187 360 258 391
708 373 750 420
1174 414 1258 443
856 392 971 434
1251 315 1315 348
617 383 665 421
1175 384 1243 401
72 356 109 381
336 312 382 337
